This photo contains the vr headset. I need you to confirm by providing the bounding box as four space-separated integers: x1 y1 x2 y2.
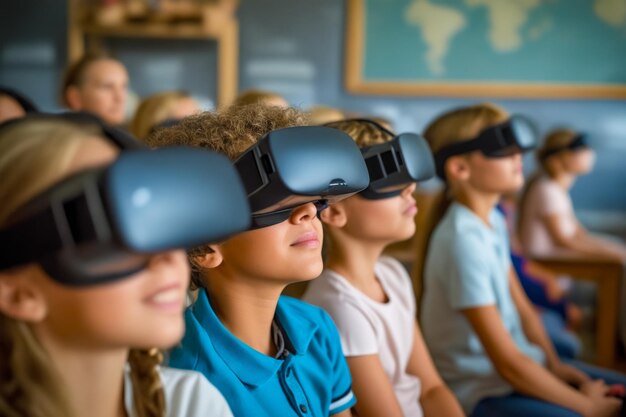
0 118 251 286
234 126 370 229
337 119 435 200
539 134 589 161
434 115 538 179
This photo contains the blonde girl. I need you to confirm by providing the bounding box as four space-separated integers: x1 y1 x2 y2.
518 128 626 260
0 117 232 417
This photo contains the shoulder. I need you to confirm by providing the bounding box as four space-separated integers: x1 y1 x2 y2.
279 296 352 357
534 177 563 197
434 204 484 243
160 367 233 417
377 256 413 291
449 222 488 259
303 269 347 305
377 255 407 274
279 295 340 333
303 271 378 323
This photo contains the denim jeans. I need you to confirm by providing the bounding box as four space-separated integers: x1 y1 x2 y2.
470 359 626 417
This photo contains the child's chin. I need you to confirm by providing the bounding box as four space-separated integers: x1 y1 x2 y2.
291 265 324 282
147 334 185 350
502 178 524 193
142 323 186 349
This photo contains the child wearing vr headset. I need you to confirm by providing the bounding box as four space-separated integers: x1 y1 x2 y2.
0 115 249 417
519 128 626 350
419 103 626 417
302 119 464 417
148 104 366 417
518 128 626 261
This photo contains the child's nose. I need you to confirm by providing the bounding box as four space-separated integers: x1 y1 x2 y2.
290 202 317 224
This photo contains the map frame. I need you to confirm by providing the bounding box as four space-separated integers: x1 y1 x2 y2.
344 0 626 99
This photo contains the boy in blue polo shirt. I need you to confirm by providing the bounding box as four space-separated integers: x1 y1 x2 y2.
147 104 355 417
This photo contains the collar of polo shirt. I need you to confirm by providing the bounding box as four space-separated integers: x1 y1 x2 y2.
191 289 319 387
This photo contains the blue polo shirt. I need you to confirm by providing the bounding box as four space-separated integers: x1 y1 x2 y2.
169 289 356 417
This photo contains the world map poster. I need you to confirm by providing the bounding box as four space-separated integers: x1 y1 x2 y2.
344 0 626 98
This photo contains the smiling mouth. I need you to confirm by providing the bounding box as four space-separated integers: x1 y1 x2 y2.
144 284 184 309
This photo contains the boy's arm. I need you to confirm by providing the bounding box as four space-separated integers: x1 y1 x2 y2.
346 355 405 417
461 303 595 416
405 322 465 417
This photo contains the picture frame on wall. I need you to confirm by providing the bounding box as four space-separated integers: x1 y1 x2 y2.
344 0 626 99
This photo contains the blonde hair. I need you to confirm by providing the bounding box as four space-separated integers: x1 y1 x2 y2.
0 118 165 417
307 106 345 125
130 91 195 140
232 89 286 108
146 103 308 287
323 119 393 148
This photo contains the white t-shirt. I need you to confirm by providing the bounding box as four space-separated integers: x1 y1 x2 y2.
520 176 578 257
124 365 233 417
303 256 422 417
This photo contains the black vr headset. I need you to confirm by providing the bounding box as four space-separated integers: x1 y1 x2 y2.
539 134 589 161
0 117 251 286
434 115 538 180
233 126 370 229
336 119 435 200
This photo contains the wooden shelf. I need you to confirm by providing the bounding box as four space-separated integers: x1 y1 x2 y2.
67 0 239 107
81 22 221 40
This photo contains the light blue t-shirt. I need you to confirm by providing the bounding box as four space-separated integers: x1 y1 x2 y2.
421 202 545 415
169 289 356 417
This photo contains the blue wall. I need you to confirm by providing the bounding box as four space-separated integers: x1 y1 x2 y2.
1 0 625 223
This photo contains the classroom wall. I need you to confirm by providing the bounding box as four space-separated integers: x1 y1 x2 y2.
1 0 625 229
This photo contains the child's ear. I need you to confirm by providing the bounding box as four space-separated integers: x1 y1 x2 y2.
193 245 224 269
445 155 470 181
0 272 48 322
64 86 82 110
320 203 347 228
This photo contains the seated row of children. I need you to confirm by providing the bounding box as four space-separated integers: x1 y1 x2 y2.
1 82 626 417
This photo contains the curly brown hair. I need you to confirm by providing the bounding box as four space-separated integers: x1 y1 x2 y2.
146 103 309 288
146 103 308 159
